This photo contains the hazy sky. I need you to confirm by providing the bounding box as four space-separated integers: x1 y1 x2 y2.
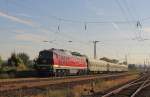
1 0 150 64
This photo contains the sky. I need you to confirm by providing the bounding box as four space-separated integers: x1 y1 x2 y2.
1 0 150 64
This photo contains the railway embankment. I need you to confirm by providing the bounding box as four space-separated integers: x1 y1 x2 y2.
0 72 139 97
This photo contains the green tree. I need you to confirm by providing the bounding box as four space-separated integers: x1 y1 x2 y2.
0 56 3 68
100 57 119 64
128 64 137 70
8 53 27 71
0 56 2 65
122 61 127 65
17 53 30 66
111 59 119 64
8 53 22 67
100 57 111 62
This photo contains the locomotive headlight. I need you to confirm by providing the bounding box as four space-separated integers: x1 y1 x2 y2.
54 65 59 67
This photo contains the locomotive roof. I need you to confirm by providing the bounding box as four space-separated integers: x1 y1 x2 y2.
43 48 86 57
42 48 84 57
46 48 72 56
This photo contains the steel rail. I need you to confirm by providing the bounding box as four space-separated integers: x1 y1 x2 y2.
0 73 129 92
131 77 150 97
101 74 148 97
0 73 129 85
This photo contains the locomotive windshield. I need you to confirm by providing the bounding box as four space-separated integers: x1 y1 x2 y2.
39 51 53 59
37 51 53 64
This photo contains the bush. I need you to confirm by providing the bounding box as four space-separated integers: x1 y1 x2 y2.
0 73 10 79
0 66 16 78
0 66 16 73
16 64 28 71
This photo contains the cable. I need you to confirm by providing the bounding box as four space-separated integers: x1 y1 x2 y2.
123 0 148 42
115 0 131 23
3 0 86 43
115 0 137 41
124 0 144 41
8 0 139 24
6 0 149 43
115 0 146 42
7 0 150 24
123 0 136 21
46 14 138 24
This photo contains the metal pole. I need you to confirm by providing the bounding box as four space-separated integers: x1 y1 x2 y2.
125 55 128 65
93 41 99 59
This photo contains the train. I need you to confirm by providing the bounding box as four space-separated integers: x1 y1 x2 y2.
34 48 128 76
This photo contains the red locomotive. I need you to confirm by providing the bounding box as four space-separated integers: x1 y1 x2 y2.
35 48 88 76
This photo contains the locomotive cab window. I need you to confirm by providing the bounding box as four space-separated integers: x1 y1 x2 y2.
37 51 53 64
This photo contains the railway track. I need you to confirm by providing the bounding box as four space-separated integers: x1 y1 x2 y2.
101 73 150 97
0 73 130 97
0 72 130 86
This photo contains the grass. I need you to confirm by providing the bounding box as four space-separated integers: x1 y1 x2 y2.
0 72 139 97
30 89 71 97
94 74 139 91
30 74 139 97
71 74 139 97
0 73 11 79
44 89 71 97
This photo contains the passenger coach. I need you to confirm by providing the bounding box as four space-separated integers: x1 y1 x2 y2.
87 59 128 73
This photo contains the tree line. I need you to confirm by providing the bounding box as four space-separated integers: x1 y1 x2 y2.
100 57 127 65
0 52 34 73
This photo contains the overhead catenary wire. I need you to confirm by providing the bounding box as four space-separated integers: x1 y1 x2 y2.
129 0 141 20
5 0 150 23
3 0 87 43
123 0 137 21
5 0 150 43
115 0 147 42
115 0 137 41
47 15 137 24
4 0 150 63
123 0 148 41
115 0 136 27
